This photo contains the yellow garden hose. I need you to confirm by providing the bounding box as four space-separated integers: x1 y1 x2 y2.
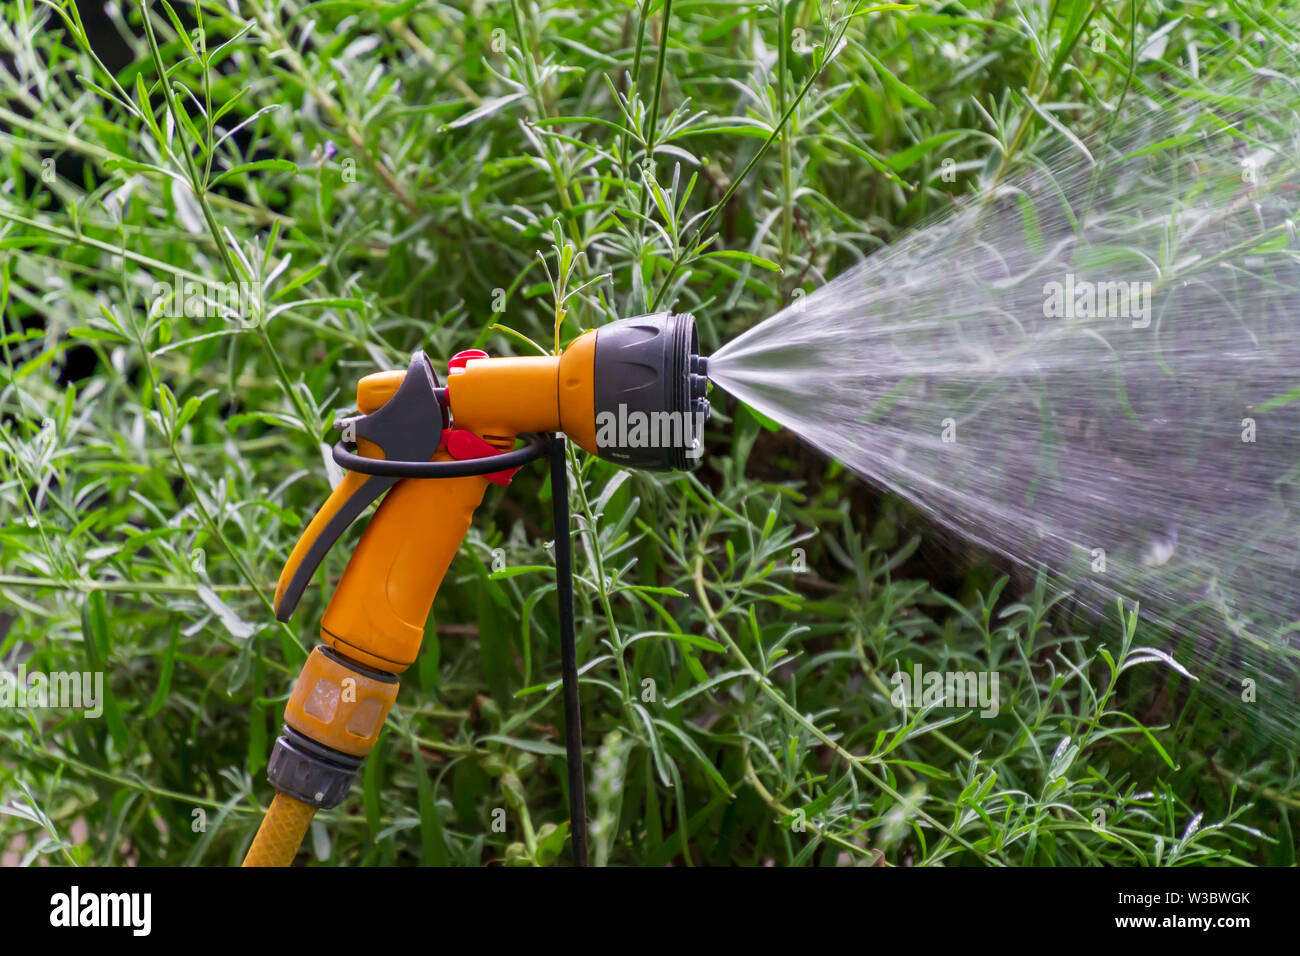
242 793 316 867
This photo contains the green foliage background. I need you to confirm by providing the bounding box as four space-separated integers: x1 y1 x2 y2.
1 0 1296 864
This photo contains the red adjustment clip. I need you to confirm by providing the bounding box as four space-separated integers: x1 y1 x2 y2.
442 429 521 487
448 349 489 370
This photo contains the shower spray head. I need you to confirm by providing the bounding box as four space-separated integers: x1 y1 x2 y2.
590 312 710 470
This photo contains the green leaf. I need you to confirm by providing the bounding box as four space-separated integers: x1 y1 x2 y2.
886 130 968 172
145 624 179 718
444 93 526 130
208 159 297 189
488 565 552 580
861 50 933 111
79 593 129 752
701 250 781 272
409 738 449 865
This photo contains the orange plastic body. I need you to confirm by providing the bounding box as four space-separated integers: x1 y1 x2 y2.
281 336 597 675
321 451 490 672
448 332 598 452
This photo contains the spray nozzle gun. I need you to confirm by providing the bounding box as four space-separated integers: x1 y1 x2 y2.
243 313 708 865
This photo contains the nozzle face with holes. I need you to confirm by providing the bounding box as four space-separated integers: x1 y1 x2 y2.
592 312 710 470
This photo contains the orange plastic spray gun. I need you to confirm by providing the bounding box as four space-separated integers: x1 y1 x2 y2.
241 313 709 866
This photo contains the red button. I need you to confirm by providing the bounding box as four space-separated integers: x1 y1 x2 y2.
448 349 489 370
441 429 520 486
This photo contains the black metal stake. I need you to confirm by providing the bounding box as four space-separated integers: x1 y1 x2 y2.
549 434 588 866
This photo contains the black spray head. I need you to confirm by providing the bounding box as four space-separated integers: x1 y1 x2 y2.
592 312 710 470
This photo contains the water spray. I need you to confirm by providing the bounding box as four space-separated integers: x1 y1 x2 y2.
709 68 1300 741
242 313 709 866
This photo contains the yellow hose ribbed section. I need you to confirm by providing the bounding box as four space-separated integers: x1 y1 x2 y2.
242 793 316 867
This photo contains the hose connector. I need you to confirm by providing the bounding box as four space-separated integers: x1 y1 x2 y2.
266 645 400 809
